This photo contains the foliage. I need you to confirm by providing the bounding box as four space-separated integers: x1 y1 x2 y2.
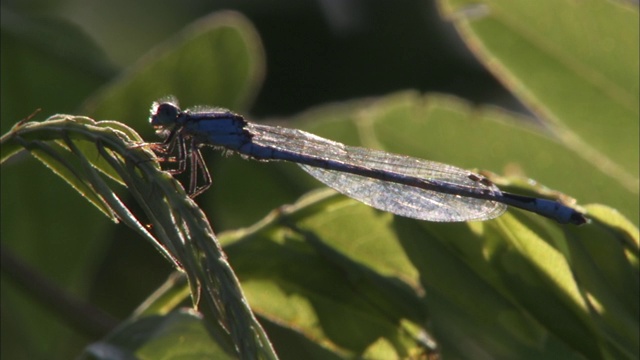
1 1 638 359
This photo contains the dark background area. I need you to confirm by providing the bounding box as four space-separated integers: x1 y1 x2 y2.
242 0 525 117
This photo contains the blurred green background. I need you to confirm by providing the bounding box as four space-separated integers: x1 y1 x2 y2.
1 0 523 122
1 0 637 359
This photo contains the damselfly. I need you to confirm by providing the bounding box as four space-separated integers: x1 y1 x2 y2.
147 99 587 225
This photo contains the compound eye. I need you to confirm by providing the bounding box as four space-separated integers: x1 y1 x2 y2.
150 102 180 127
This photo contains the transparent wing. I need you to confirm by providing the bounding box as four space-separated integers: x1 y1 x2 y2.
247 124 506 222
299 165 505 222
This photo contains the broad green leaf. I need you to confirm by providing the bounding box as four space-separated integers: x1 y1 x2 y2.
215 182 638 358
258 316 349 360
0 9 112 132
395 216 587 359
219 189 428 358
80 309 234 360
437 0 639 195
82 11 265 129
563 212 640 358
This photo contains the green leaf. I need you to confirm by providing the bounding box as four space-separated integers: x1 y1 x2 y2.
80 309 234 360
219 189 429 358
0 8 112 131
216 185 637 358
437 0 639 196
82 11 265 127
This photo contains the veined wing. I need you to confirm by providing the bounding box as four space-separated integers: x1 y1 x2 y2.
246 123 506 222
